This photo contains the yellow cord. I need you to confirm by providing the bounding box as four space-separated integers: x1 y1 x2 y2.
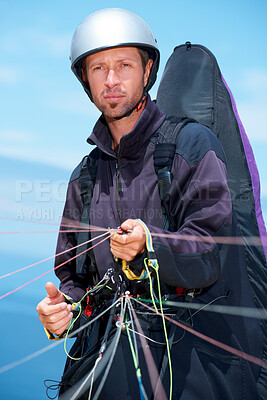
122 259 150 281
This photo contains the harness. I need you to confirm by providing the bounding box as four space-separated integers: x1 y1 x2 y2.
76 115 195 279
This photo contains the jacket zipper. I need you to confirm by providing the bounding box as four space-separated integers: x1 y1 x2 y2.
115 156 123 225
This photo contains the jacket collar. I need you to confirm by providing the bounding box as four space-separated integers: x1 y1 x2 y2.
87 96 165 159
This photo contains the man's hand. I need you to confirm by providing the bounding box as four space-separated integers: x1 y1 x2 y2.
110 219 146 261
36 282 73 336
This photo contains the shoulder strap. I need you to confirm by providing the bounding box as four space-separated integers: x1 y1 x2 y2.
76 147 100 279
152 116 195 230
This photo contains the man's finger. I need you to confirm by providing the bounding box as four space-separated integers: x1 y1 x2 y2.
37 300 71 316
45 281 61 299
39 307 73 324
44 317 72 336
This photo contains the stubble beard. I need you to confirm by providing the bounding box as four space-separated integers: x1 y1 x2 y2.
101 100 138 119
93 87 143 119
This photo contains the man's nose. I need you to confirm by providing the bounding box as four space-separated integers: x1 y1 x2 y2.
105 69 120 88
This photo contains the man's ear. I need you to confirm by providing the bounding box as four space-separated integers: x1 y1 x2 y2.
81 65 87 84
81 57 89 84
144 59 153 88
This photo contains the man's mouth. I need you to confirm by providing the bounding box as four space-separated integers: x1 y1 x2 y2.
103 91 125 102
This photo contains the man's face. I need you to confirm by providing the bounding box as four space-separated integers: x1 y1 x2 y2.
82 47 152 119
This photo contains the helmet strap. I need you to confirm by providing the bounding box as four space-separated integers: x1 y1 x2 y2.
113 92 148 120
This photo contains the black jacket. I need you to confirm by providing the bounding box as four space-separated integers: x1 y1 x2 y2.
55 98 262 399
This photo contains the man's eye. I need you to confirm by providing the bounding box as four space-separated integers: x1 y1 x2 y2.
93 66 103 71
122 63 131 68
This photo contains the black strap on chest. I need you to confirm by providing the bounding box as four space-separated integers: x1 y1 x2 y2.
76 147 100 277
152 115 195 230
76 116 195 275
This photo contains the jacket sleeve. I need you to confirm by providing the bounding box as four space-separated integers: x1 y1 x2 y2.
54 164 88 302
131 123 232 289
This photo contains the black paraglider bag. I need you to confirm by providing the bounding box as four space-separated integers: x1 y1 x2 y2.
156 42 267 397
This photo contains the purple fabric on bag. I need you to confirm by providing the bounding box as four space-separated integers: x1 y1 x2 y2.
221 73 267 259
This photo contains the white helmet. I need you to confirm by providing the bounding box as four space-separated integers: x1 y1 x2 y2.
70 8 160 102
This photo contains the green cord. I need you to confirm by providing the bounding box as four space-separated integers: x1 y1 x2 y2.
63 281 106 361
154 262 173 400
144 258 158 313
136 218 173 400
126 318 139 370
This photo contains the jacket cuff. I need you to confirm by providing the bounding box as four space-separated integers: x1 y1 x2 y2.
44 327 65 341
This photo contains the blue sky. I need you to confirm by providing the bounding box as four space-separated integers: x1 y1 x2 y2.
0 0 267 399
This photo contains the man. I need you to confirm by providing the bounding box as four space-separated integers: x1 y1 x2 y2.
37 8 262 399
